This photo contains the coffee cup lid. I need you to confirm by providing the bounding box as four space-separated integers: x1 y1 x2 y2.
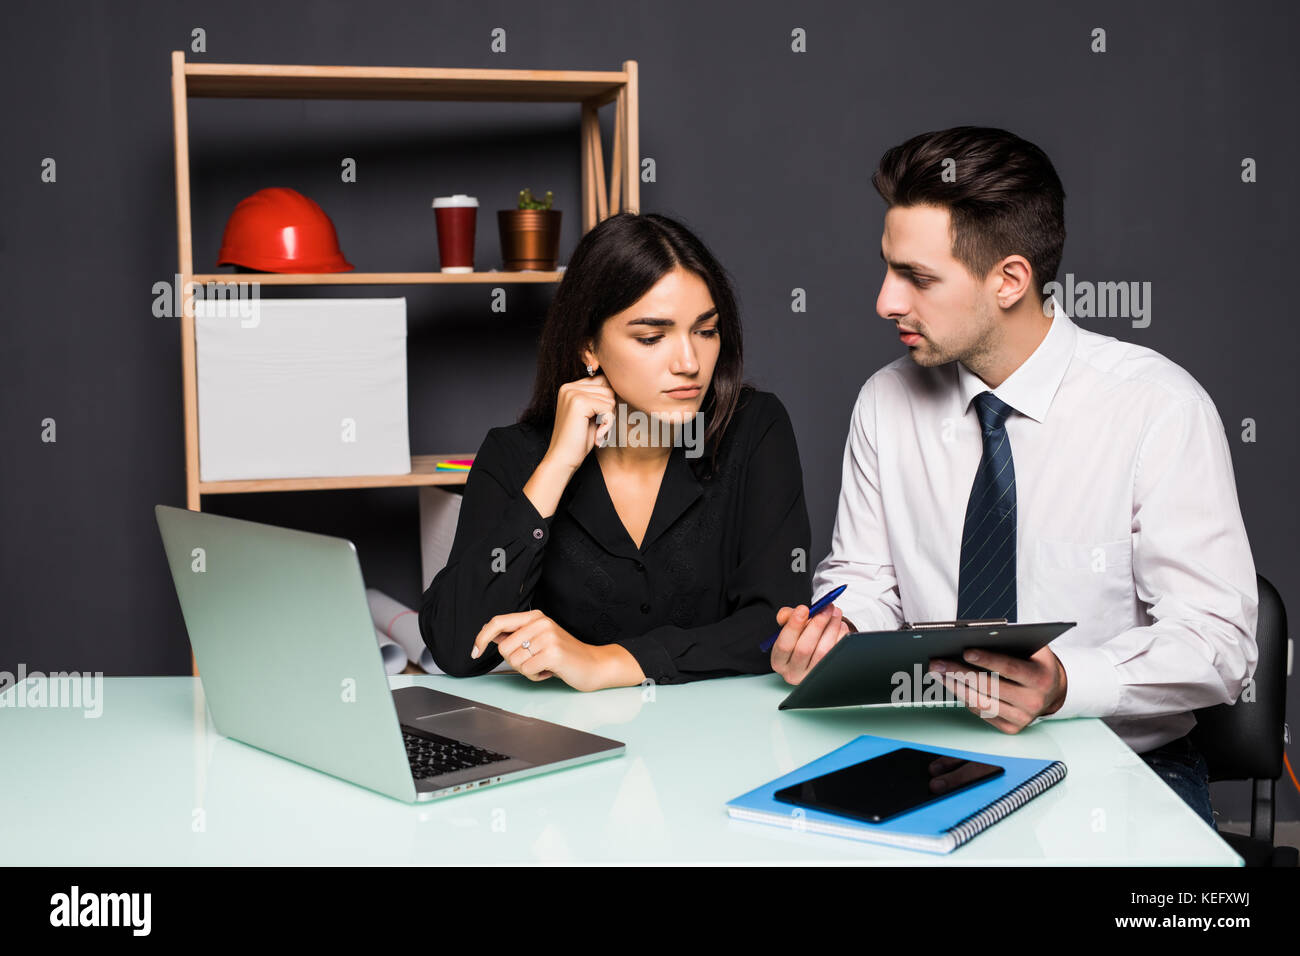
432 194 479 208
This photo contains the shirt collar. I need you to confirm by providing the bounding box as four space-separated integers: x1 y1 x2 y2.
955 296 1077 423
563 440 703 559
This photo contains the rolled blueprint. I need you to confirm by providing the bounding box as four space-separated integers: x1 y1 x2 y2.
366 588 509 674
418 486 463 590
375 627 407 676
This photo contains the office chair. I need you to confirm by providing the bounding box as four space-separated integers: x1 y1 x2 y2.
1190 573 1298 867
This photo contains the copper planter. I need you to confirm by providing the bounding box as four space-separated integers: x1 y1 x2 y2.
498 209 562 270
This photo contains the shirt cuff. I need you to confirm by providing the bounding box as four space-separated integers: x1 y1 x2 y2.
1038 642 1121 721
612 633 676 685
503 492 554 549
833 597 896 635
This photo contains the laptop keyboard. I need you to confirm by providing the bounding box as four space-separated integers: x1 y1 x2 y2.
402 727 512 780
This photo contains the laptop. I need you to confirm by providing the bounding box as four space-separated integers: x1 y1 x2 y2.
154 504 625 803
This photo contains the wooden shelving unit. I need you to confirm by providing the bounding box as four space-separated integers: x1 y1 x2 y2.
169 51 640 673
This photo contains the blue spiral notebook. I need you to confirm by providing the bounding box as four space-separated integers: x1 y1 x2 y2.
726 735 1067 855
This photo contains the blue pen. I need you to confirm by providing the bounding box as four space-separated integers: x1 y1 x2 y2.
760 584 848 652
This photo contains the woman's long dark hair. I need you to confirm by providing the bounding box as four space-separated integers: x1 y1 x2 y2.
519 212 749 478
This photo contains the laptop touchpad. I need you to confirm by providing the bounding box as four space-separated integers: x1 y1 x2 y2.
415 706 534 750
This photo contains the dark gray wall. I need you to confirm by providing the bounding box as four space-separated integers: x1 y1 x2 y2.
3 0 1296 822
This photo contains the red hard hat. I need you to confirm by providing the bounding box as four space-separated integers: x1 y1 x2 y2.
217 187 354 272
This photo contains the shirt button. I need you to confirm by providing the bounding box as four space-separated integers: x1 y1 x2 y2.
634 562 646 573
532 528 544 539
640 602 651 614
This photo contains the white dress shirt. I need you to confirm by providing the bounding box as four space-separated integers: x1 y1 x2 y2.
811 300 1258 753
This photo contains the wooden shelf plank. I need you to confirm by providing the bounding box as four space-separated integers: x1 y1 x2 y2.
189 271 563 286
198 455 474 494
183 61 626 103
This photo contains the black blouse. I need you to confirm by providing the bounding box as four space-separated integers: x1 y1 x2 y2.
418 387 813 684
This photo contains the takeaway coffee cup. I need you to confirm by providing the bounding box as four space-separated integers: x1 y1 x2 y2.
432 194 478 272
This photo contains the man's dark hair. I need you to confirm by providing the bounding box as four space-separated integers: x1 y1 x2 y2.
872 126 1066 300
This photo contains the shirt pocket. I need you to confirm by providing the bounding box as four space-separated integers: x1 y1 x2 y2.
1032 537 1134 639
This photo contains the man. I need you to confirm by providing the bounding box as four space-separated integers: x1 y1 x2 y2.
770 126 1258 827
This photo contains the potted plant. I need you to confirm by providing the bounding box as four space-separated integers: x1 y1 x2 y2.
498 188 562 271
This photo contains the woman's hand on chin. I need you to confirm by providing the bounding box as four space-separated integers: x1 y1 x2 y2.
471 609 643 691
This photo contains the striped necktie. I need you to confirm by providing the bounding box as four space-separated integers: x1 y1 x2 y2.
956 391 1018 621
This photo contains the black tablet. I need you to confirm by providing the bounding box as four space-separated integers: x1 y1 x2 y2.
773 747 1006 823
777 620 1075 710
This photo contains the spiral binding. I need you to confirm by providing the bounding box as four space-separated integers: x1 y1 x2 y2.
946 761 1068 848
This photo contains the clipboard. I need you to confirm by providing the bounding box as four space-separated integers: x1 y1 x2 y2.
777 619 1076 710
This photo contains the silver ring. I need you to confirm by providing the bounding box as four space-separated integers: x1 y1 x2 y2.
522 640 533 656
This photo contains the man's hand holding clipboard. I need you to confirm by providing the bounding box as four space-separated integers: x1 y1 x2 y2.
768 589 1072 734
926 639 1069 734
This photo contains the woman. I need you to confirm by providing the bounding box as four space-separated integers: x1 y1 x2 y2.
419 212 815 690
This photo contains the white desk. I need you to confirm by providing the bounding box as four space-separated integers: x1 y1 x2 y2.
0 674 1242 864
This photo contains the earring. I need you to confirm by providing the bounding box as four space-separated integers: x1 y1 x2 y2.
586 364 596 376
